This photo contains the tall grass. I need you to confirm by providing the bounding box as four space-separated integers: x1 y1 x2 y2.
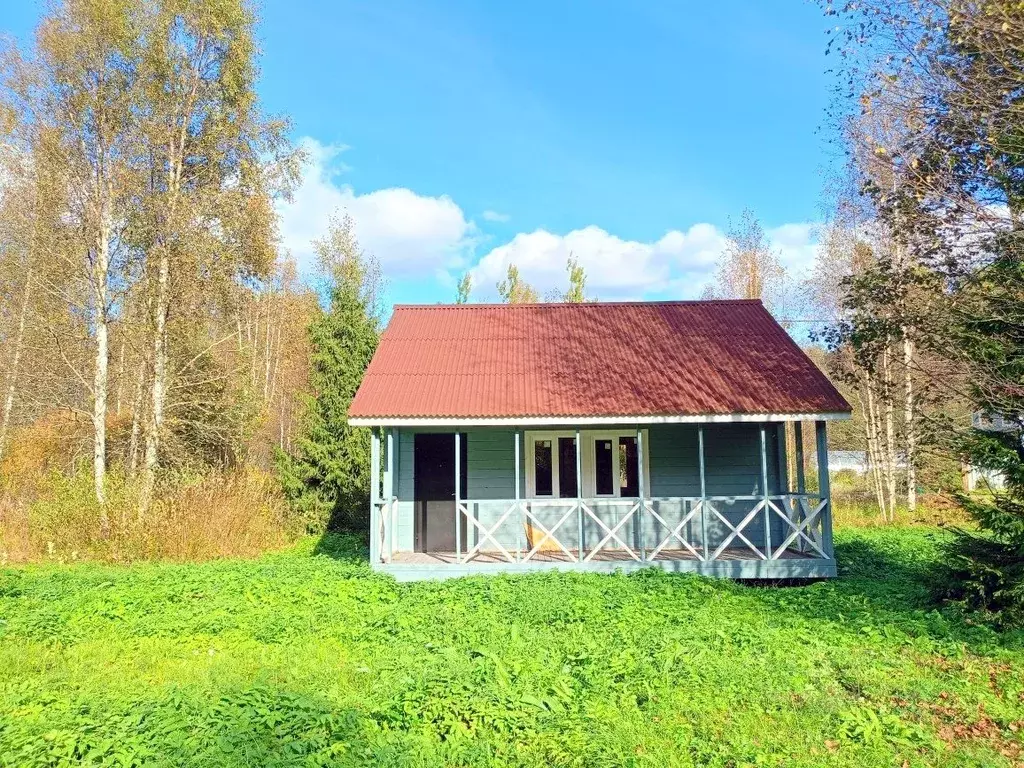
0 469 297 565
831 492 970 528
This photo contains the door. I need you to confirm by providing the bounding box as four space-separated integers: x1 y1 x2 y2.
413 433 468 552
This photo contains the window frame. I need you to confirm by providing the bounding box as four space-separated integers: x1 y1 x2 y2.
525 431 576 499
525 429 650 499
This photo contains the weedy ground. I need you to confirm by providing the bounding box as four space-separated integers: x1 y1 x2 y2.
1 528 1022 767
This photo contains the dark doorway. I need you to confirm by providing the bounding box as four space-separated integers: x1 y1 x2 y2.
413 433 468 552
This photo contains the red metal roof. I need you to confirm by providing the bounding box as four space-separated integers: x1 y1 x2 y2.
348 300 851 421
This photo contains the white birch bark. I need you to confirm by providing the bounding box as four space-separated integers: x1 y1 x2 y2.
881 344 897 519
902 334 917 511
0 267 32 461
863 370 889 520
141 244 169 506
92 216 111 512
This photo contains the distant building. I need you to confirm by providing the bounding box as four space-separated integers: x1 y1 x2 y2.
964 411 1016 491
810 450 906 476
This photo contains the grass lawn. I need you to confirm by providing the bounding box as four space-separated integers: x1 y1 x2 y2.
2 528 1023 767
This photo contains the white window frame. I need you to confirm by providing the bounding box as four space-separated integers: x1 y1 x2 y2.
524 431 576 498
525 429 650 499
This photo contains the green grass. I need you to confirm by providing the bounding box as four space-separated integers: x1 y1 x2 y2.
1 529 1023 767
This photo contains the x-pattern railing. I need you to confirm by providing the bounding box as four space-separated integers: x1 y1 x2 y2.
521 500 578 562
460 501 518 563
582 500 642 562
709 499 769 561
770 497 828 560
647 499 704 561
381 494 831 565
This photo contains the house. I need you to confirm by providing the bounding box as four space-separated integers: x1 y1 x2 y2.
963 411 1017 491
815 450 868 475
348 300 852 581
809 450 907 475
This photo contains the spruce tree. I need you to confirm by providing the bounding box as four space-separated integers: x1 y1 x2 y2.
943 251 1024 626
277 218 380 534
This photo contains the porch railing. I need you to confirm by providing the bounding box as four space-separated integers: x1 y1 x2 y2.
374 493 831 565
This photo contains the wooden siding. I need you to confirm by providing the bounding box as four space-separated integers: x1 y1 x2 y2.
390 424 789 554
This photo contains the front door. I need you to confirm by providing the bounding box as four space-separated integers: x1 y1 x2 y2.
413 433 467 552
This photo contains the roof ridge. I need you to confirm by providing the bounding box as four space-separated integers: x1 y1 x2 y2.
392 299 765 309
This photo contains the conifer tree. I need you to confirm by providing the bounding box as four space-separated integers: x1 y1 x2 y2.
276 217 380 533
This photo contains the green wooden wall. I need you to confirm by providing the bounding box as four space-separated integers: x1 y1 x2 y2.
386 424 788 554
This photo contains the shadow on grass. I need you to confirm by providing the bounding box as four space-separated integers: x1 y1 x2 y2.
741 530 1024 653
312 531 369 563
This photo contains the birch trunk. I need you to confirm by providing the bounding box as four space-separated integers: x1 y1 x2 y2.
902 334 917 511
141 244 169 507
93 221 111 517
863 370 889 520
881 344 897 519
114 335 126 416
0 268 32 461
127 357 146 474
263 297 273 400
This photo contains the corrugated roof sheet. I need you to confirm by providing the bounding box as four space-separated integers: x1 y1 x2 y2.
348 300 851 420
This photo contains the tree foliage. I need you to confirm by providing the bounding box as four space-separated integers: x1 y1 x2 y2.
276 218 380 534
496 264 538 304
708 209 787 316
564 256 586 302
455 272 471 304
823 0 1024 623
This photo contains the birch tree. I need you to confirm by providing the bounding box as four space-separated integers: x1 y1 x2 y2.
0 158 36 461
455 272 471 304
133 0 294 505
497 263 538 304
1 0 143 508
709 209 788 317
564 256 586 302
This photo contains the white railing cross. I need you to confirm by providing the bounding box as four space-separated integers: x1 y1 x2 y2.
647 500 703 561
583 501 641 562
771 498 829 560
521 502 578 562
461 501 518 563
709 500 768 561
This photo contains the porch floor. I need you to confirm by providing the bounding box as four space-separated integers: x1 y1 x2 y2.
391 547 817 565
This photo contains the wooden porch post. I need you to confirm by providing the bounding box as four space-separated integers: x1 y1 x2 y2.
794 422 806 494
575 427 584 562
370 427 381 565
698 424 708 560
776 423 790 557
637 426 646 562
455 431 462 564
760 424 772 559
385 428 395 563
776 423 789 493
514 430 522 561
794 421 806 553
816 420 834 557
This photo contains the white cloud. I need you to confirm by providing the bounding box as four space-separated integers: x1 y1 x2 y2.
768 222 820 276
277 138 475 274
275 137 822 302
469 221 821 301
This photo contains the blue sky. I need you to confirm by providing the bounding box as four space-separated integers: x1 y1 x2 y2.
2 0 836 307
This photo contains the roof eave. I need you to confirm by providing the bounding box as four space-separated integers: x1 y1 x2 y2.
348 412 853 427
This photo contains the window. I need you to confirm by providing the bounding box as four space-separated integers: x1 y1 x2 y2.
534 439 553 496
558 437 578 498
619 437 639 497
595 439 614 495
526 430 648 499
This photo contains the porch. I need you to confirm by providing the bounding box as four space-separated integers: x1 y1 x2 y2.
368 421 836 581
